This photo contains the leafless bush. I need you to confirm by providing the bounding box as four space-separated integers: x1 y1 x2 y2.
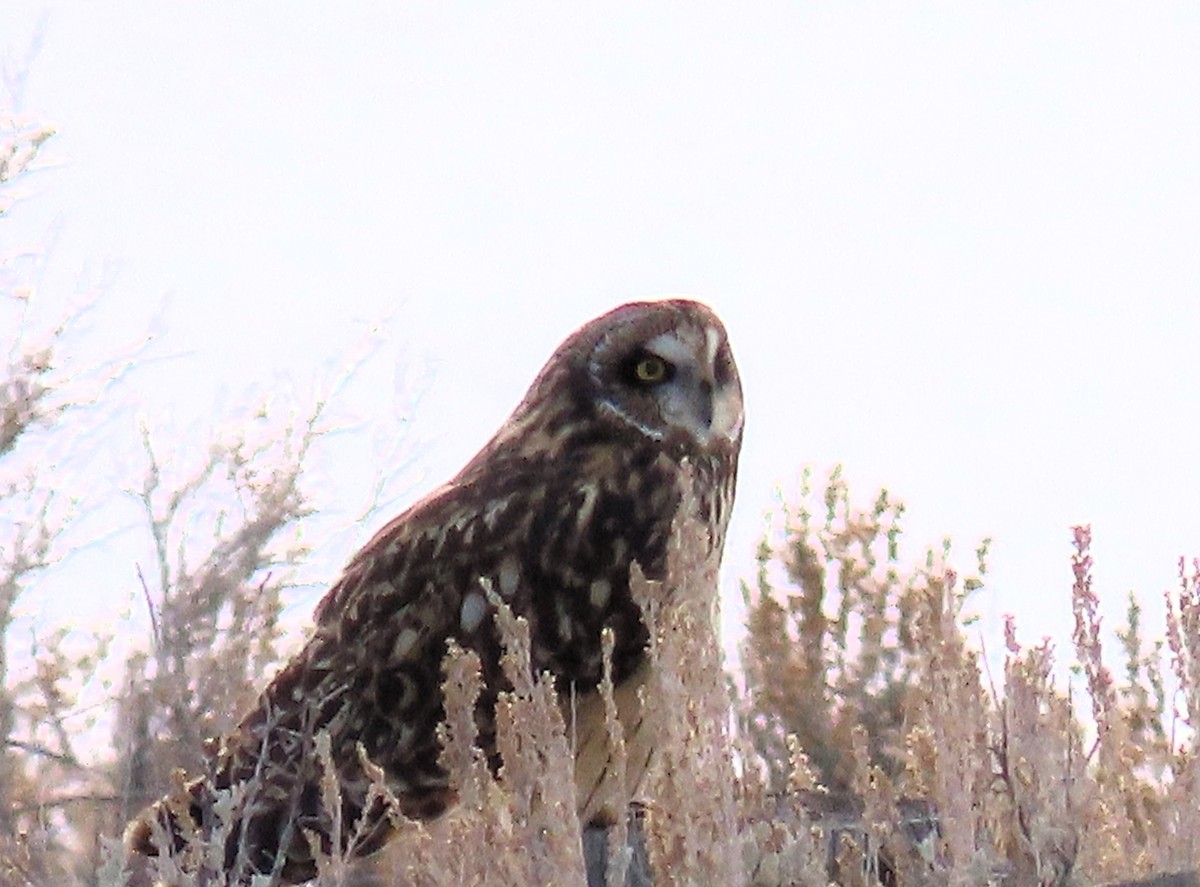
740 465 954 796
110 402 327 824
1 74 125 882
1 72 399 882
743 465 1200 886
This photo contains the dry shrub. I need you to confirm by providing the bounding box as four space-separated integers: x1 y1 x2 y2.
365 601 588 887
993 615 1079 885
743 465 1200 886
112 408 322 825
630 480 743 886
2 82 135 881
741 465 923 796
1161 558 1200 869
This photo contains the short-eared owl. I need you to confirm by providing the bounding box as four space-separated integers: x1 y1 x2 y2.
125 299 743 883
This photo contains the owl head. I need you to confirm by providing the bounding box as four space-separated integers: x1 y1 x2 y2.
516 299 744 457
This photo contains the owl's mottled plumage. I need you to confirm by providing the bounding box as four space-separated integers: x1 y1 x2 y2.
125 299 743 883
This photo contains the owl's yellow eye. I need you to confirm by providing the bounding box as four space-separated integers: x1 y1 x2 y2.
633 355 671 384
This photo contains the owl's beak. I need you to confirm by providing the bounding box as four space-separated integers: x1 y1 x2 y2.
674 374 742 447
707 380 744 445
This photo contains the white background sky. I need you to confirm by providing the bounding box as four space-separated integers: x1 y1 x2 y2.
4 3 1199 679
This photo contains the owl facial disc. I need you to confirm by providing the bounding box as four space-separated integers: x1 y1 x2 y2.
640 329 742 446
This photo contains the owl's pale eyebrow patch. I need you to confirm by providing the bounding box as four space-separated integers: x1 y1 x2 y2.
642 331 695 366
704 327 721 372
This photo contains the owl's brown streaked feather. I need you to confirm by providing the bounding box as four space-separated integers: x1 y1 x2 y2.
124 299 742 884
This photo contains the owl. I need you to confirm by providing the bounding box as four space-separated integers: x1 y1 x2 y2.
125 298 744 884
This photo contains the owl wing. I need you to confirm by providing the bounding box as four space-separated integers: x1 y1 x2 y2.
205 470 540 878
128 439 683 882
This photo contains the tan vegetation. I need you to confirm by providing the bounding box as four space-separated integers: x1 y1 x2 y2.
740 467 1200 885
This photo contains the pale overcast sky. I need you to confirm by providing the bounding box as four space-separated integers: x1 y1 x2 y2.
5 3 1199 673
